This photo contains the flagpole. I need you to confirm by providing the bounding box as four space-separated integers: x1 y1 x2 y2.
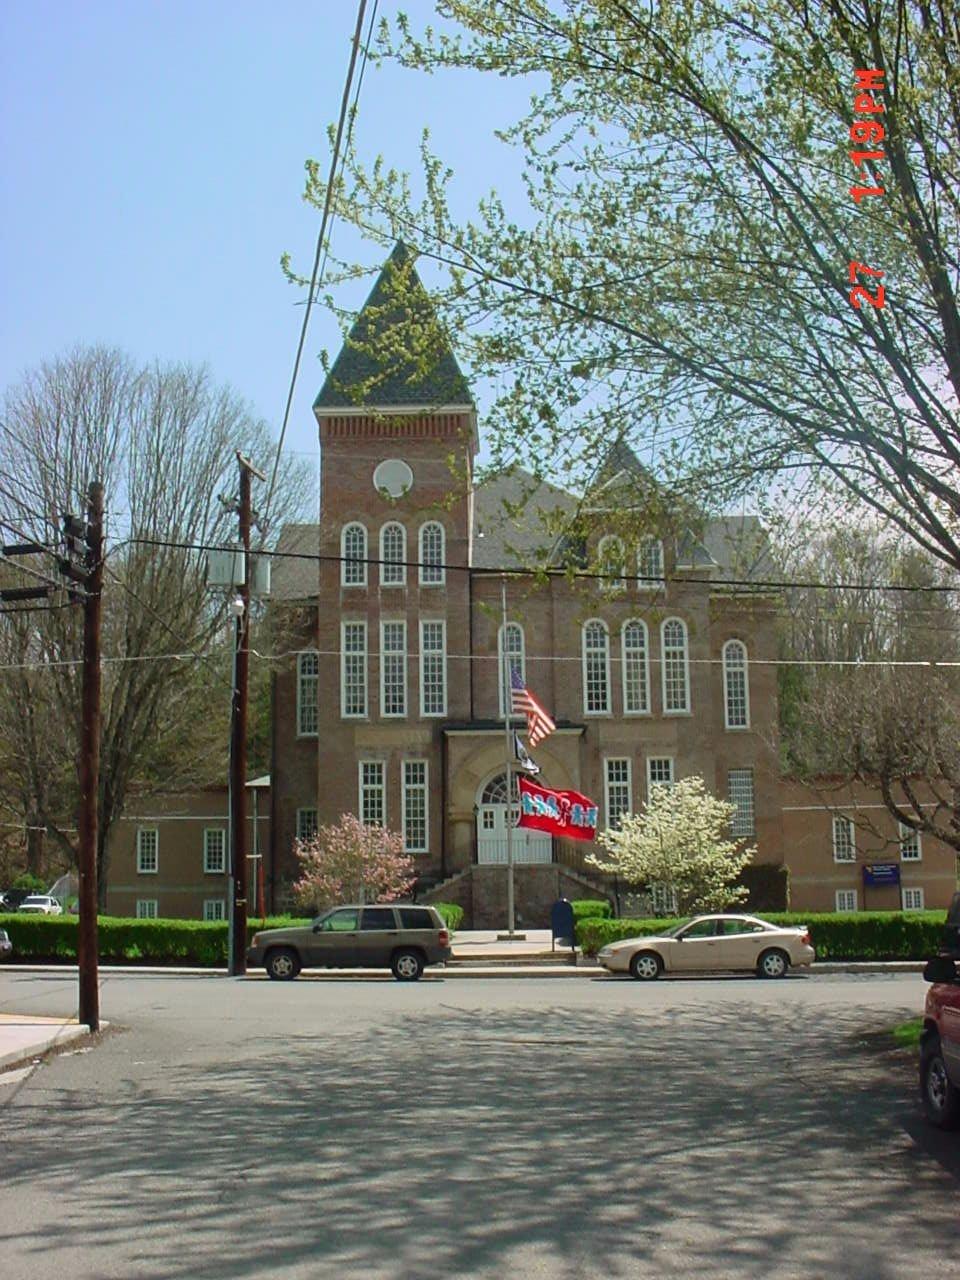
501 576 516 938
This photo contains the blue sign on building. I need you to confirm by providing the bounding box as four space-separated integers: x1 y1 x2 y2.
862 863 901 887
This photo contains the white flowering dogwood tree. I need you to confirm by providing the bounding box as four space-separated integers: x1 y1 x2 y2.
588 776 755 915
292 813 416 913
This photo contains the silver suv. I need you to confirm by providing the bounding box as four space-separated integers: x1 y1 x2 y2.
247 904 452 981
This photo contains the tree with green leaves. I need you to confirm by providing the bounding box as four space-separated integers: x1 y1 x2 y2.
0 346 310 900
588 774 755 912
304 0 959 572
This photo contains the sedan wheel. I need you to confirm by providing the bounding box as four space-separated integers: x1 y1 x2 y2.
391 949 424 982
629 951 663 981
757 948 789 979
921 1039 960 1129
266 947 300 981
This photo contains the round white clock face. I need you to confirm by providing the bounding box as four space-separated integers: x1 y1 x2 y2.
373 458 414 499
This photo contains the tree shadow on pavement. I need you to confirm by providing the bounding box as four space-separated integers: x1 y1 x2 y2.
3 1000 957 1280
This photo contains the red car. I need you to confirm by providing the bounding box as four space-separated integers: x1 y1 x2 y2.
920 954 960 1129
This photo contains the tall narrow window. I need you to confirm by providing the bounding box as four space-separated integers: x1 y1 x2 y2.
899 822 922 861
622 620 649 714
723 639 749 729
359 761 386 825
341 620 367 718
832 815 855 862
296 808 318 842
380 620 407 717
136 899 158 919
662 618 690 713
582 620 610 714
341 523 367 587
604 758 632 827
727 769 755 837
419 522 445 585
137 828 158 874
297 651 319 736
203 899 227 922
835 889 858 912
498 622 525 717
597 535 625 590
646 757 674 795
203 829 226 874
638 539 665 589
402 760 428 853
420 620 447 716
380 522 406 586
902 887 925 910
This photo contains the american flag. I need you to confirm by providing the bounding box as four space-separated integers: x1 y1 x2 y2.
510 667 556 747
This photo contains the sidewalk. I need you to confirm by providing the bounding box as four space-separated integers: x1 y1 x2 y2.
0 1012 92 1072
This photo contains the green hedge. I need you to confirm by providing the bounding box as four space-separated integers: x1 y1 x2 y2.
576 910 947 960
571 899 613 921
432 902 464 932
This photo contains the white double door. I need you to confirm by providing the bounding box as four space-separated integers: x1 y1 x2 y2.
476 804 552 865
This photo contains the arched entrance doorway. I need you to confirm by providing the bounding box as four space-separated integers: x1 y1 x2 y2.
476 772 552 864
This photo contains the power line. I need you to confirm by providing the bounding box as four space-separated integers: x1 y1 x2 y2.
263 0 376 529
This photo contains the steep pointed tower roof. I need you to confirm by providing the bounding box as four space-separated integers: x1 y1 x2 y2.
314 242 474 411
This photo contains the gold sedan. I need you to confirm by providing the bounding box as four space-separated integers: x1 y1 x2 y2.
596 914 815 980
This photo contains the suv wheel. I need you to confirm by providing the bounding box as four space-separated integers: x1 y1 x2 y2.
391 949 424 982
920 1035 960 1129
265 947 301 981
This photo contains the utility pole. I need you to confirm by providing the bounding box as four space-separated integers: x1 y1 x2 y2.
228 454 265 976
72 482 103 1031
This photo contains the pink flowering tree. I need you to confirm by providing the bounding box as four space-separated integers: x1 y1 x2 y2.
292 813 416 913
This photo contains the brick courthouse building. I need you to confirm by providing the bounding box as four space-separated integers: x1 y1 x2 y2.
265 245 957 927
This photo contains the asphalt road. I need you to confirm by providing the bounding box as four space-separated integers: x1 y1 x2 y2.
1 969 958 1280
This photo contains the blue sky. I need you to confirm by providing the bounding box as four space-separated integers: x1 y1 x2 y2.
0 1 534 483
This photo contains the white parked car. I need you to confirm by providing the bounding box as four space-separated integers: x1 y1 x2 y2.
19 895 63 915
597 913 815 980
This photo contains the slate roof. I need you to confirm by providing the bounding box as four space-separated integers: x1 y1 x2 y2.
314 242 474 411
269 523 320 600
472 469 581 569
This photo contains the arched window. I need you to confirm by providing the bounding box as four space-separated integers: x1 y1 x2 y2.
498 622 526 718
597 535 626 590
638 539 665 589
582 619 610 714
661 618 689 713
621 620 649 714
296 650 319 736
380 522 406 587
341 523 367 587
723 639 749 729
480 772 519 806
419 522 445 585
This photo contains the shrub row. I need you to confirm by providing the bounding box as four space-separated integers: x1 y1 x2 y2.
575 910 947 960
570 899 613 921
0 901 465 965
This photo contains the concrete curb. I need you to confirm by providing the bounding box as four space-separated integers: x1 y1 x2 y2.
0 1020 92 1071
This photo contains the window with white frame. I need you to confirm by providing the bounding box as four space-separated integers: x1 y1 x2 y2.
380 620 407 717
136 899 158 919
647 757 675 795
662 618 690 713
727 769 755 837
651 884 679 915
604 758 632 828
341 620 367 718
359 761 386 826
899 822 922 861
832 815 855 862
638 539 665 589
597 535 626 590
582 620 610 714
341 522 368 587
420 620 446 716
835 889 858 912
419 522 445 585
902 886 925 911
136 828 158 874
722 639 749 729
203 828 226 874
498 622 525 717
297 651 319 736
622 620 649 714
402 760 428 852
203 899 226 922
296 808 318 842
380 522 406 586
